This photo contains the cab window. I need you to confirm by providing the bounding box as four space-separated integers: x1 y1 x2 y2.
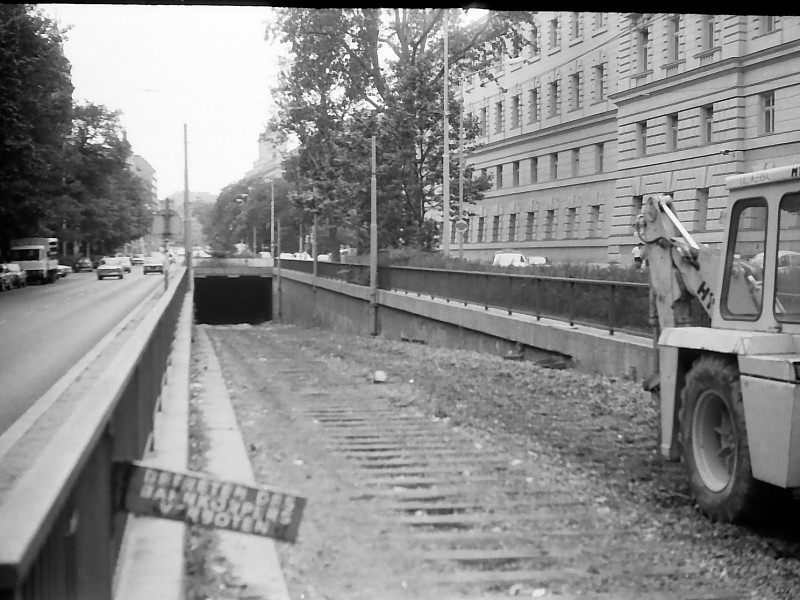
721 198 767 320
775 193 800 321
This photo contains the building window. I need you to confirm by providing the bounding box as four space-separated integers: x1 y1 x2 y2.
550 153 558 179
701 105 713 144
525 211 536 240
594 12 605 30
594 64 605 102
572 148 580 177
668 15 680 62
477 216 485 242
531 23 540 56
667 113 679 151
491 215 500 242
512 161 520 186
511 94 521 128
637 25 650 72
548 81 559 117
595 142 605 173
530 156 538 183
479 107 487 136
451 221 457 244
508 213 518 241
636 121 648 156
544 209 556 240
481 168 487 181
529 87 540 122
589 204 602 237
496 165 503 188
762 16 777 33
702 15 715 50
762 91 775 134
566 207 578 239
632 195 643 225
549 16 560 49
570 73 581 110
570 12 581 40
696 187 709 231
495 101 504 134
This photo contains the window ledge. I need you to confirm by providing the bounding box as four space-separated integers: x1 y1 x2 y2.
753 28 782 40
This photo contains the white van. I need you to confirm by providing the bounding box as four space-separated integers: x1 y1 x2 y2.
492 252 529 267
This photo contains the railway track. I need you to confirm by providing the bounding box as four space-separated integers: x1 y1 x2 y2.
206 326 756 600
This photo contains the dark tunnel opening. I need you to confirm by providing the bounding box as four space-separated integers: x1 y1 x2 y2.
193 276 272 324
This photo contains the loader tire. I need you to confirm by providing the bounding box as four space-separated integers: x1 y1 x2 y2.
680 355 778 524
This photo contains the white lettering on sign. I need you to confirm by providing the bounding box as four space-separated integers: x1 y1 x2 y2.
123 463 306 542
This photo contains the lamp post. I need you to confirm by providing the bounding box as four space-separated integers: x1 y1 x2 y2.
269 179 275 259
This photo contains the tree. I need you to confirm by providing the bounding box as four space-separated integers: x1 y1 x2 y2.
0 4 73 252
63 102 152 254
266 9 531 251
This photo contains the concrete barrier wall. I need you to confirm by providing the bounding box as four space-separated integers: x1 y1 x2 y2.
275 269 656 381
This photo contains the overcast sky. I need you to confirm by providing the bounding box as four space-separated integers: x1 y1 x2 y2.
40 3 282 199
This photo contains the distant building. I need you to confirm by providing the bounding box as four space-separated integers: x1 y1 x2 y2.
245 130 299 180
166 191 217 248
127 154 158 205
460 13 800 266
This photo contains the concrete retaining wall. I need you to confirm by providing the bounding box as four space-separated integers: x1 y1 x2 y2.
274 269 656 381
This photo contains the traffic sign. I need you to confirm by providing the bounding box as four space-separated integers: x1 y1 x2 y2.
455 219 468 233
152 210 183 237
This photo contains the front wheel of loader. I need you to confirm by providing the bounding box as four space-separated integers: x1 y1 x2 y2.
680 355 778 524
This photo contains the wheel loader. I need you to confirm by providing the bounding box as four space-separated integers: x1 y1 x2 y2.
637 164 800 523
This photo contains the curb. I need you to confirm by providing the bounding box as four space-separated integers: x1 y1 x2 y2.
193 325 291 600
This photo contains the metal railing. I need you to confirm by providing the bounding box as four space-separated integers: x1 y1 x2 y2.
0 268 188 600
280 260 652 335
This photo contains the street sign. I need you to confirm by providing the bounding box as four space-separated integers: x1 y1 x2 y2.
455 219 468 233
117 462 307 543
151 210 183 237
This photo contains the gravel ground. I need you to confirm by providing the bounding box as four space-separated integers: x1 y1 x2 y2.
185 322 800 599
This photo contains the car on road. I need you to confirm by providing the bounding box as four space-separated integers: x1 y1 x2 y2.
142 253 166 275
73 256 93 272
0 264 16 291
115 254 133 273
5 263 27 288
96 257 125 280
57 264 72 278
131 253 144 265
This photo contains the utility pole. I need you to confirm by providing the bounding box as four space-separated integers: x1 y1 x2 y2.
458 75 465 259
184 124 192 286
370 135 378 336
270 179 275 260
442 9 450 255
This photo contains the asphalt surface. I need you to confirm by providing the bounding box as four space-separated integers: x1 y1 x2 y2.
0 268 164 432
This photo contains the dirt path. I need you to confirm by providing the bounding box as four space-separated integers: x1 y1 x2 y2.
189 322 800 600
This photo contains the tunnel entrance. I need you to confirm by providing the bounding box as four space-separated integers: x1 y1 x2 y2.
193 276 272 324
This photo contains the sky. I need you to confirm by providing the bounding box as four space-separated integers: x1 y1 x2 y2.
40 3 283 199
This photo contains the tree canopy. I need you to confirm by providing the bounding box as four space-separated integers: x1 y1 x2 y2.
265 9 534 252
0 5 153 257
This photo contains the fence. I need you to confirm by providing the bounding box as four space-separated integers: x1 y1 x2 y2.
280 260 652 335
0 268 188 600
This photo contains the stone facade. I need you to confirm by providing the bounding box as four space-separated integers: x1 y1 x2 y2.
461 13 800 266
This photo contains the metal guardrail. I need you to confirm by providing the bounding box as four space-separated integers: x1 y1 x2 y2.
0 268 188 600
280 260 651 335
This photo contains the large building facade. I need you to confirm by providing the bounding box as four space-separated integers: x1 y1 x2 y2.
460 13 800 266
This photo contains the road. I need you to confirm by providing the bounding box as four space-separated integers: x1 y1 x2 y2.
0 267 165 433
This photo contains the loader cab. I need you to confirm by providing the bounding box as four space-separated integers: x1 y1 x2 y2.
717 165 800 333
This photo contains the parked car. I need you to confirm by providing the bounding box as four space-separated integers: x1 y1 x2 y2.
492 251 530 268
73 256 93 272
57 264 72 278
6 263 27 287
115 254 133 273
96 257 125 280
0 264 15 291
143 252 166 275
